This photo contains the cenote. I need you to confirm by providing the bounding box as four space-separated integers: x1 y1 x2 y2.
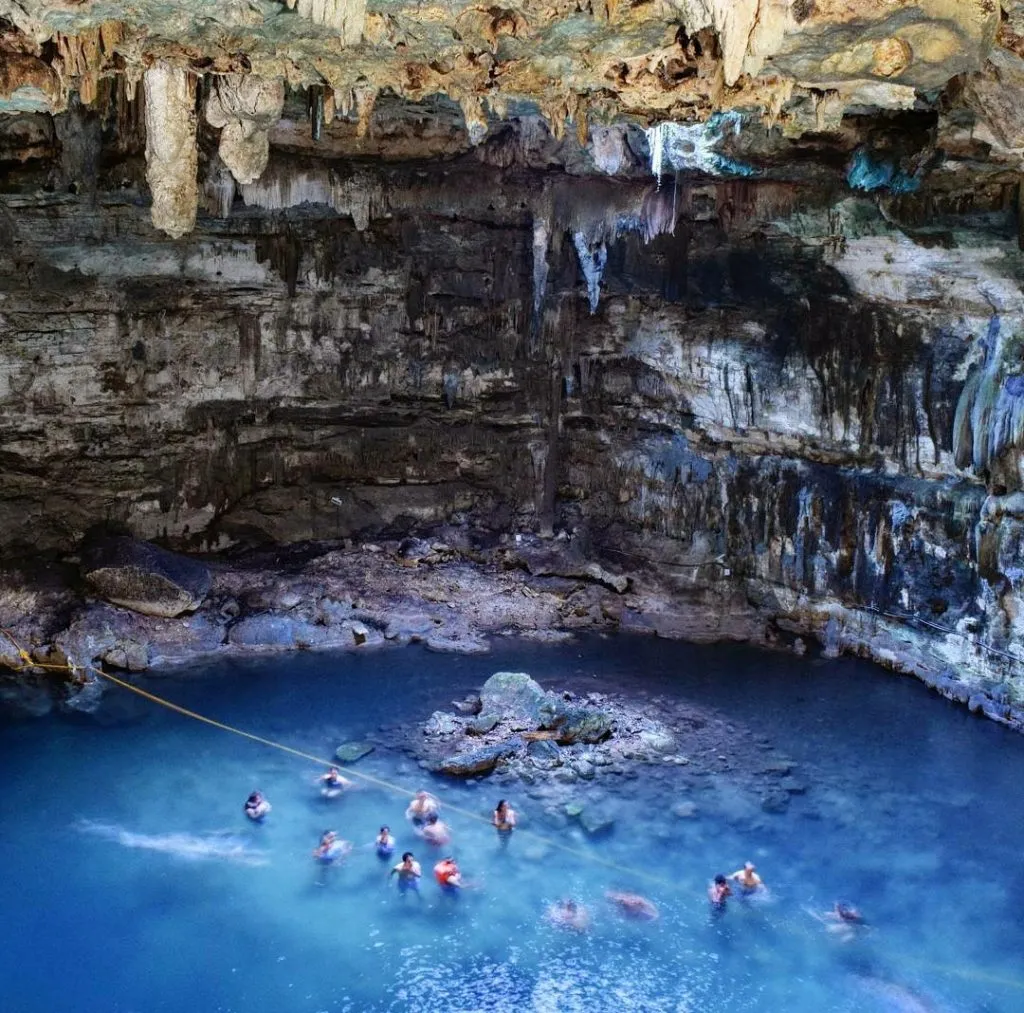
2 636 1022 1013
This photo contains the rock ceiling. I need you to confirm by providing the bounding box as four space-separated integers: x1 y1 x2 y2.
0 1 1022 237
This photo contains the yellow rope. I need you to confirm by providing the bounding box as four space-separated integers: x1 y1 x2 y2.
3 627 1024 993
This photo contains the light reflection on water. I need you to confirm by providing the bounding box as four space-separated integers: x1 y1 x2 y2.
0 636 1021 1012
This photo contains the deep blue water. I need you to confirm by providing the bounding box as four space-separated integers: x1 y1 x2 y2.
1 636 1023 1013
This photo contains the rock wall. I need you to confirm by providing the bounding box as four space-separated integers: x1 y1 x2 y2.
1 129 1024 721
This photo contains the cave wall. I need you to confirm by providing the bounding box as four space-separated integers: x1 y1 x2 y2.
2 148 1024 710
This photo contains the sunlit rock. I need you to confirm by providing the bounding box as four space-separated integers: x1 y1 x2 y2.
144 63 197 239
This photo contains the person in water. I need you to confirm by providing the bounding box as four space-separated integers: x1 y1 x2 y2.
389 851 423 896
434 856 463 895
729 862 764 894
417 811 452 847
375 826 396 859
708 874 732 911
605 891 659 920
318 767 353 799
810 901 866 941
546 898 590 933
492 799 517 837
312 830 351 863
406 790 440 825
244 791 271 822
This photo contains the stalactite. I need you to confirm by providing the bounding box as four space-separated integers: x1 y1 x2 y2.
572 232 608 315
309 85 325 141
532 217 550 325
289 0 367 46
144 63 198 238
205 75 285 186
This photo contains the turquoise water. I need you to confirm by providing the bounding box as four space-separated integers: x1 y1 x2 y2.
1 637 1022 1013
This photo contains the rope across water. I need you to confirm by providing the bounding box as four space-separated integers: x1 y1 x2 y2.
2 627 1021 993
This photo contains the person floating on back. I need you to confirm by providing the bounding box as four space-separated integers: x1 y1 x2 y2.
708 874 732 911
729 862 764 895
417 811 452 847
434 856 463 896
406 790 440 826
390 851 422 897
244 791 271 822
375 826 396 859
606 891 659 920
318 767 353 799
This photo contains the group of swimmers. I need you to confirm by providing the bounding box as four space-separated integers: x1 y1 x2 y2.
243 774 863 933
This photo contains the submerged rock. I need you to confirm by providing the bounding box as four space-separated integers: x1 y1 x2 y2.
335 741 375 763
81 536 211 618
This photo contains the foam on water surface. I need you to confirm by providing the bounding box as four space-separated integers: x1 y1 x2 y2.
1 637 1023 1013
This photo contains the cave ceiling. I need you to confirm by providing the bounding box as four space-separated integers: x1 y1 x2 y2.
0 1 1020 239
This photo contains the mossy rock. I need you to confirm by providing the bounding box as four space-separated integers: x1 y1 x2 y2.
335 741 375 763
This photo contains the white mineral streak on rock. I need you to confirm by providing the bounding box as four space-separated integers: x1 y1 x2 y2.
144 64 198 239
205 75 285 185
293 0 366 46
532 217 550 318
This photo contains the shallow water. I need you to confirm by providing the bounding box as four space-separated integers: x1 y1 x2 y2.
1 637 1022 1013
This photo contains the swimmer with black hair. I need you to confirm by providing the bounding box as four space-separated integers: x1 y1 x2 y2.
808 901 867 941
493 799 517 833
390 851 423 898
417 811 452 847
375 826 396 859
318 767 353 799
708 874 732 911
244 791 271 822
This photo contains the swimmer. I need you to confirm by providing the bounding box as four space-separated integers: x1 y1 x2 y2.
406 790 440 826
375 826 396 859
708 874 732 911
808 901 866 941
605 891 659 921
312 830 351 863
417 811 452 848
546 898 590 933
318 767 353 799
389 851 423 897
244 791 271 822
492 799 517 836
728 862 764 894
434 856 463 895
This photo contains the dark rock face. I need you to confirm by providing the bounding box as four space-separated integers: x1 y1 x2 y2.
80 537 211 618
432 738 525 777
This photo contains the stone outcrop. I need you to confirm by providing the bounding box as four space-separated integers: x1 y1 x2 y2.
80 537 211 618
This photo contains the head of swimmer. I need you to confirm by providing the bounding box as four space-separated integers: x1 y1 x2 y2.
247 791 262 804
714 874 727 886
835 902 863 922
425 812 439 825
495 799 507 813
321 830 336 845
401 851 414 864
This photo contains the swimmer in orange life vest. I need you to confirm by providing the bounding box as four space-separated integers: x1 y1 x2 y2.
729 862 764 894
434 856 463 895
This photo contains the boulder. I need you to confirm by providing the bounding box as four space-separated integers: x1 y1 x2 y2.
81 536 211 618
540 699 614 744
432 737 524 776
639 727 676 753
423 711 464 737
579 809 615 837
527 738 562 766
467 713 499 735
479 671 547 729
335 741 375 763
